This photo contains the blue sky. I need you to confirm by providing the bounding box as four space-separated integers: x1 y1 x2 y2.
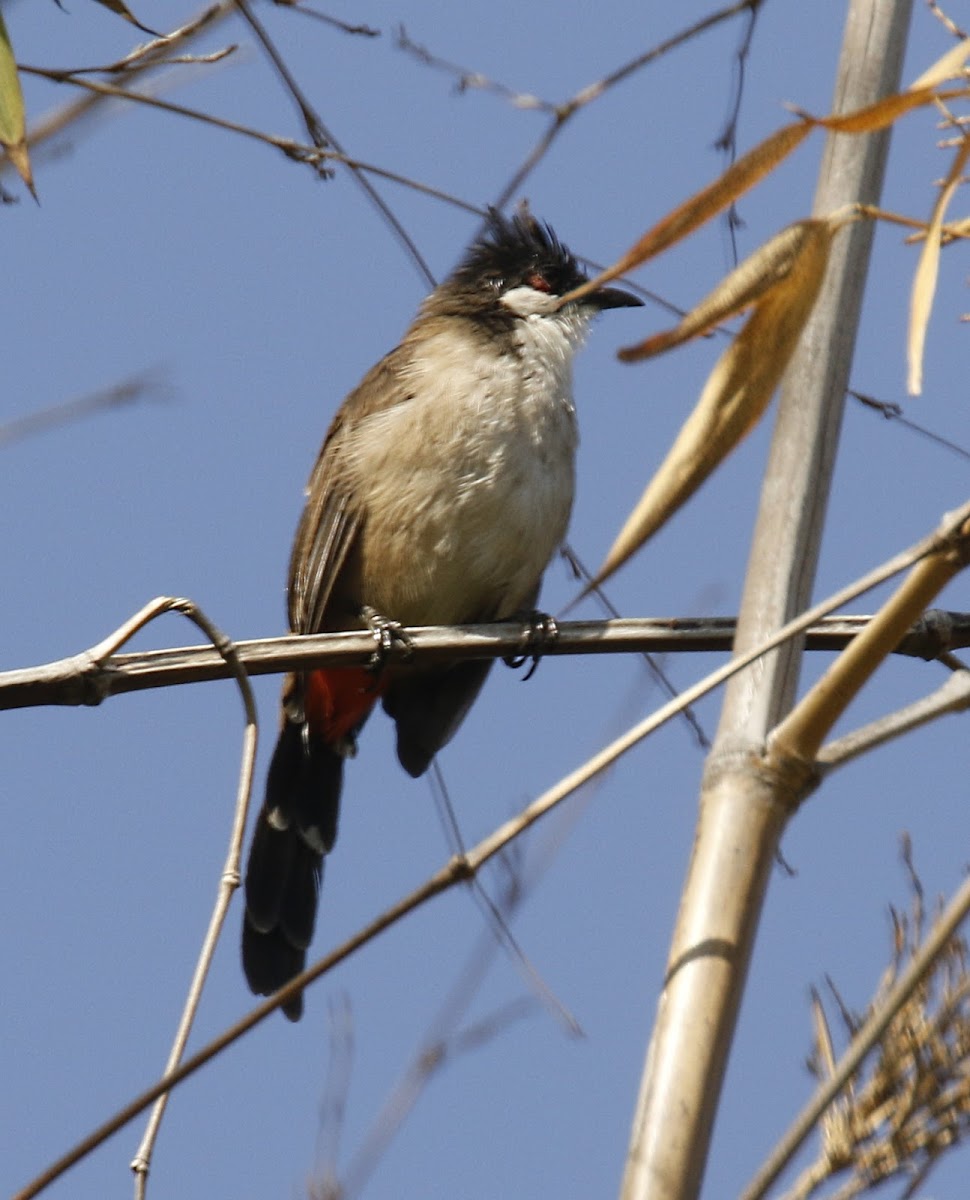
4 2 970 1198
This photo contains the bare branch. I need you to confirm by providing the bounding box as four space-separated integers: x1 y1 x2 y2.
713 0 767 260
927 0 968 41
818 664 970 768
123 602 257 1197
16 64 336 177
3 3 236 179
234 0 435 287
274 4 380 38
4 609 970 713
492 0 763 210
396 25 556 112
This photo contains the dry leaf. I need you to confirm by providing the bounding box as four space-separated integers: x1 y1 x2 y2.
908 135 970 395
619 219 828 362
560 41 970 313
806 38 970 135
908 37 970 90
588 216 852 592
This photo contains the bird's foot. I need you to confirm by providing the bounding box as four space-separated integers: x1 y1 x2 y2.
503 609 559 681
360 605 414 670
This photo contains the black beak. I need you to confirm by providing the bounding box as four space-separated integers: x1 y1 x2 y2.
588 284 643 310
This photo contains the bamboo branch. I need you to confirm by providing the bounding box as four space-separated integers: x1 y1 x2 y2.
818 666 970 769
771 511 970 764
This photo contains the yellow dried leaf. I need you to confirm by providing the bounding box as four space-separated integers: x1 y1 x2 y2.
620 220 823 361
589 217 845 590
908 37 970 90
908 135 970 395
812 991 837 1079
813 90 933 134
563 44 970 313
808 40 970 134
0 12 33 197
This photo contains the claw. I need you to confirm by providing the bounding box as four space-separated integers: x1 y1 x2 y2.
360 605 414 670
503 610 559 681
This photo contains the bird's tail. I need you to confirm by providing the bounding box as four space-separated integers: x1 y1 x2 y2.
241 667 383 1020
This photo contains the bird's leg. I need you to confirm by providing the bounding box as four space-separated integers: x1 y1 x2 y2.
503 609 559 681
360 604 414 671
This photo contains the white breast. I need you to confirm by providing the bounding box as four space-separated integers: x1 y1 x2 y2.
344 313 587 625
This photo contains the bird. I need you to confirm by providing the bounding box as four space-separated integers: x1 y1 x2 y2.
242 211 642 1018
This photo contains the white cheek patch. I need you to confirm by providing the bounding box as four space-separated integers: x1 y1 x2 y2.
500 285 562 317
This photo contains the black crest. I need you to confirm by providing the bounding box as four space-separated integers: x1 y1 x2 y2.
450 210 588 299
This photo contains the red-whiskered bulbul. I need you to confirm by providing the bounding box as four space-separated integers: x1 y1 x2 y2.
242 212 641 1018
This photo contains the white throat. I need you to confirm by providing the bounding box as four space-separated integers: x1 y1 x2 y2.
504 298 592 415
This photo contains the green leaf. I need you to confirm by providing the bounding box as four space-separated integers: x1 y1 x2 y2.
0 12 35 199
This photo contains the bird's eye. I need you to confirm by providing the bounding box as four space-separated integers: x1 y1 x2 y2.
526 270 552 293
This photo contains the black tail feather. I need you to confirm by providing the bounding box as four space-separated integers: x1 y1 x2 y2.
241 922 307 1021
278 840 322 950
242 720 344 1019
243 808 297 934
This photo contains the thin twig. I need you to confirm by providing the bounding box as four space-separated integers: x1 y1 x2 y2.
856 202 970 243
278 5 380 38
396 25 556 112
20 58 480 211
21 68 484 214
17 66 334 176
124 601 258 1199
927 0 968 41
563 543 711 749
492 0 762 210
427 762 579 1033
0 371 165 447
713 0 767 260
3 2 236 178
41 45 237 79
234 0 436 287
851 389 970 462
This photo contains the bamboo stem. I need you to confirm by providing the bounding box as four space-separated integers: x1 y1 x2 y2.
619 4 914 1197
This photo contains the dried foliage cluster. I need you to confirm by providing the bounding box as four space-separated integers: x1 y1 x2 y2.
791 844 970 1200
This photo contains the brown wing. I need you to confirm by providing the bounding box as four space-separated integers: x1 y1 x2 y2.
287 344 413 635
